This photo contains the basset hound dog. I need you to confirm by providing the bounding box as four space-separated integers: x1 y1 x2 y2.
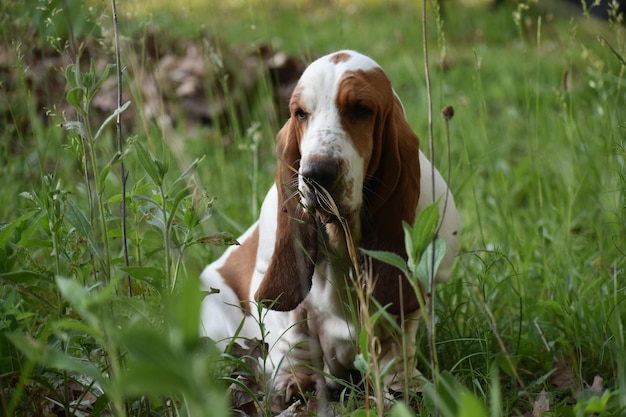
200 50 461 403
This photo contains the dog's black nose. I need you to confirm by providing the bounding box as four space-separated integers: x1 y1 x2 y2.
302 159 340 193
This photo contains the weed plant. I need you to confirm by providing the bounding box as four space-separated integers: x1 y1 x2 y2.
0 0 625 416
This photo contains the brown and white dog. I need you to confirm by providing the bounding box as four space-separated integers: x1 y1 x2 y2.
200 50 461 402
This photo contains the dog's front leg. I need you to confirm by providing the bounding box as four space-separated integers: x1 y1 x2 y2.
269 304 325 406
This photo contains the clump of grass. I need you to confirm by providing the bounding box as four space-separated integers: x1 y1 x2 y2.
0 1 230 416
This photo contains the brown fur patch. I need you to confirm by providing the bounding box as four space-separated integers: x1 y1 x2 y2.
330 52 352 64
255 121 318 311
217 226 260 312
336 68 391 168
336 67 423 314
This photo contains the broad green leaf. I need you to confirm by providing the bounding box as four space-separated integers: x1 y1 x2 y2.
0 222 17 248
360 248 409 277
458 391 488 417
52 318 104 340
64 64 78 88
0 270 52 284
390 402 415 417
407 201 440 262
416 235 446 289
114 364 191 399
119 266 166 287
66 87 84 112
65 198 92 238
165 277 202 349
55 276 96 325
423 371 488 417
7 332 105 386
578 390 614 413
353 353 369 374
83 58 96 89
0 209 41 249
358 329 369 362
133 140 163 186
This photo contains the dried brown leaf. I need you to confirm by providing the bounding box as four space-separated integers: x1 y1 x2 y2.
550 357 579 391
229 375 261 416
533 390 550 417
589 375 604 396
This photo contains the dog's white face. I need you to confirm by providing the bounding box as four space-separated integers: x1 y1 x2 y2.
288 51 388 221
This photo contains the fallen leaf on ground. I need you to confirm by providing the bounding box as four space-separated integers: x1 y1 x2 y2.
533 390 550 417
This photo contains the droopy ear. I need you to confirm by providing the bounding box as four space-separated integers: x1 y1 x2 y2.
255 121 318 311
362 95 423 315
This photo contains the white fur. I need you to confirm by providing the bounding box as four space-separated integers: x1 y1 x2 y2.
297 51 379 214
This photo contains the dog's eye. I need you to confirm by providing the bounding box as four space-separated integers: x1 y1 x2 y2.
294 108 308 122
348 104 373 123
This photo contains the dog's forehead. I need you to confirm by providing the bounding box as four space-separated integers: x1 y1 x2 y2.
296 50 381 106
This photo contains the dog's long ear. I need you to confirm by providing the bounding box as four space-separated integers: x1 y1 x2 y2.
362 94 422 315
255 120 318 311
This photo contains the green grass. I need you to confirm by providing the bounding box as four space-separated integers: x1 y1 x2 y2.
1 0 625 415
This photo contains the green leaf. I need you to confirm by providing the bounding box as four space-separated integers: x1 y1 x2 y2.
114 363 191 398
458 390 488 417
83 58 96 89
416 235 447 289
55 276 120 327
423 372 487 417
353 353 369 374
0 270 53 285
410 201 440 259
7 332 105 386
165 277 202 349
390 402 416 417
167 186 191 232
133 140 163 186
89 63 115 102
155 160 169 180
403 220 416 271
578 390 614 413
119 266 166 287
173 155 205 187
358 329 369 362
0 222 17 249
55 276 97 325
64 63 78 88
92 100 131 142
52 318 104 340
360 248 409 277
65 198 92 238
66 87 84 112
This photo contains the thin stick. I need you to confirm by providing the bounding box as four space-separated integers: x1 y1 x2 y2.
421 1 441 416
111 0 131 296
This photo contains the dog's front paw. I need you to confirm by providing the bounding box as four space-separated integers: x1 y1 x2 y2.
273 371 323 407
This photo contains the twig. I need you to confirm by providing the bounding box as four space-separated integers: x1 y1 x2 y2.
111 0 131 296
421 1 440 416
